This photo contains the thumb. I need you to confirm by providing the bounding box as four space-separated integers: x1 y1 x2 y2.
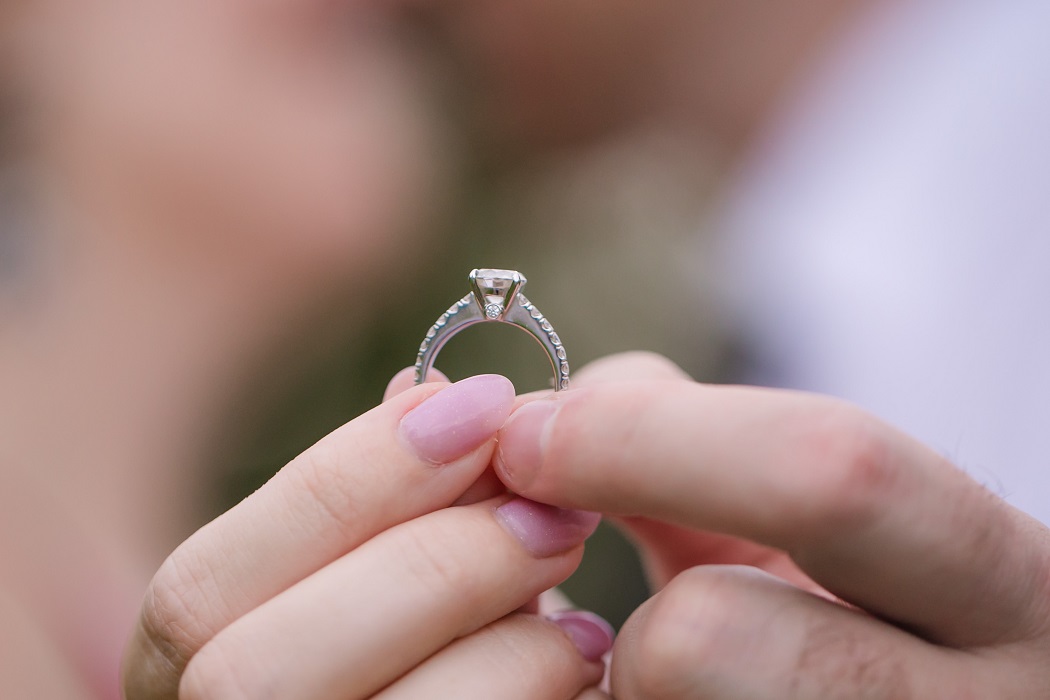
570 351 693 386
500 352 821 594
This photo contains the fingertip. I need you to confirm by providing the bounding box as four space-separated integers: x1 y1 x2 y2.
547 610 616 663
574 352 691 387
383 366 450 402
399 374 516 465
495 497 601 558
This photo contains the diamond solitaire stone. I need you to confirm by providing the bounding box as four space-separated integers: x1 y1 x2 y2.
470 268 526 318
473 268 525 294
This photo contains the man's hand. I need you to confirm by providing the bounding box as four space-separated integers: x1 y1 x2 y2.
496 352 1050 698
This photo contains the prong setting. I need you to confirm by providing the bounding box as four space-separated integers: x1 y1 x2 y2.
415 269 569 391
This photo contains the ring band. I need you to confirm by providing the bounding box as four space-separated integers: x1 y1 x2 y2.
414 269 570 391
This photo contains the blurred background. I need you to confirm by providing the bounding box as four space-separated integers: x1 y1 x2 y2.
204 33 734 633
197 0 1050 629
197 0 769 629
7 6 1049 693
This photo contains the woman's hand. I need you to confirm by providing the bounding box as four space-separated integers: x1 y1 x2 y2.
122 372 611 700
496 352 1050 698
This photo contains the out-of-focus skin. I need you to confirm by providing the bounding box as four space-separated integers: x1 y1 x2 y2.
416 0 866 154
0 1 547 697
496 353 1050 698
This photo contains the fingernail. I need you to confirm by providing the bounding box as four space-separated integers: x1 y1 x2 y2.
400 375 515 464
547 611 616 662
495 400 559 488
495 497 601 558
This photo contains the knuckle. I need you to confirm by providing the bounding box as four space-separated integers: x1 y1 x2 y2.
625 567 750 699
138 551 222 679
790 400 899 534
791 618 912 700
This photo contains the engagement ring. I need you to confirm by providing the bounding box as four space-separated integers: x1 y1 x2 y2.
414 269 570 391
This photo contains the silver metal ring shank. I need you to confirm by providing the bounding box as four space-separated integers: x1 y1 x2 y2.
414 293 570 391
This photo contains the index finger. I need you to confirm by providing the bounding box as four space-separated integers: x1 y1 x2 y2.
494 380 1050 648
124 374 514 697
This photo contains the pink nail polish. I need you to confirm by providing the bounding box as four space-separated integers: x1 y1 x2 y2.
495 400 559 488
399 375 515 464
548 611 616 662
495 497 601 558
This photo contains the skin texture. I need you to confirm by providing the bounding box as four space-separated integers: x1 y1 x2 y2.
1 1 615 697
496 353 1050 699
125 374 609 700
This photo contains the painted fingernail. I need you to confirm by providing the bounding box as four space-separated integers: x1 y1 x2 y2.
400 375 515 464
495 497 601 558
547 611 616 662
495 400 560 488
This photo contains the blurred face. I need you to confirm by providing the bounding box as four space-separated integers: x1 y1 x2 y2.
421 0 683 149
421 0 864 155
12 0 440 288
